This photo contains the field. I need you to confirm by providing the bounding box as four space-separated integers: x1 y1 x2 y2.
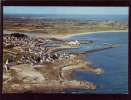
3 15 128 36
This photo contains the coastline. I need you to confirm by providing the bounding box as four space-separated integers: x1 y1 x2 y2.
63 30 128 39
3 30 128 39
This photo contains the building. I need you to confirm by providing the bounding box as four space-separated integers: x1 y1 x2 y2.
66 40 80 47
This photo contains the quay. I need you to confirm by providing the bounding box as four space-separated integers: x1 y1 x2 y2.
70 44 119 55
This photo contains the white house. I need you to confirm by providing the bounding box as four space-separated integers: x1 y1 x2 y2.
67 40 80 47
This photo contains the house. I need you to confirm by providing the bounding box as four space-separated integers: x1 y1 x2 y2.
66 40 80 47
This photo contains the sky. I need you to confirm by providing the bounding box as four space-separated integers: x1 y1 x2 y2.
3 6 128 15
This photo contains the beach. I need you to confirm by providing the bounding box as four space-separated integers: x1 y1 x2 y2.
64 30 128 39
3 30 128 39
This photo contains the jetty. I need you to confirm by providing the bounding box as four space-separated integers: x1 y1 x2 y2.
70 44 119 55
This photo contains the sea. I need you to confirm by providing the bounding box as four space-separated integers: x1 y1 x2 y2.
65 32 128 94
5 14 128 23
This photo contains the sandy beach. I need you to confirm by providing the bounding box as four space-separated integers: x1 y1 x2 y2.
36 30 128 39
3 30 128 40
63 30 128 39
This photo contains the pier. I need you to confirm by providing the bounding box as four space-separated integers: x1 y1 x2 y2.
70 44 119 55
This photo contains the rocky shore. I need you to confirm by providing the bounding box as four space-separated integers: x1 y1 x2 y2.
3 54 101 93
3 57 102 93
3 80 96 93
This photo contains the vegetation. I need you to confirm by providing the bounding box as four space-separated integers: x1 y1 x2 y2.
3 16 128 35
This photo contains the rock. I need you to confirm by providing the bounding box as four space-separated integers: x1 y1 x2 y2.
94 68 104 75
3 80 96 93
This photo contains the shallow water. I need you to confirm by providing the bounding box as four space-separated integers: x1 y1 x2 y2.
66 32 128 94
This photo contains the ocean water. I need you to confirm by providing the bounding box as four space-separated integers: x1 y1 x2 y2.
66 32 128 94
30 15 128 22
6 14 128 23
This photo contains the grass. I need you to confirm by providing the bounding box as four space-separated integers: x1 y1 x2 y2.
4 20 128 36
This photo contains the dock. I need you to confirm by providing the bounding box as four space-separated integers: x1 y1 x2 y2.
70 44 119 55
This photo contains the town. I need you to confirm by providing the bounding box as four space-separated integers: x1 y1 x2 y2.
3 33 81 71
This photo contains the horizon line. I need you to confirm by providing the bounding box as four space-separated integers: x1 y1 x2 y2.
4 13 128 15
